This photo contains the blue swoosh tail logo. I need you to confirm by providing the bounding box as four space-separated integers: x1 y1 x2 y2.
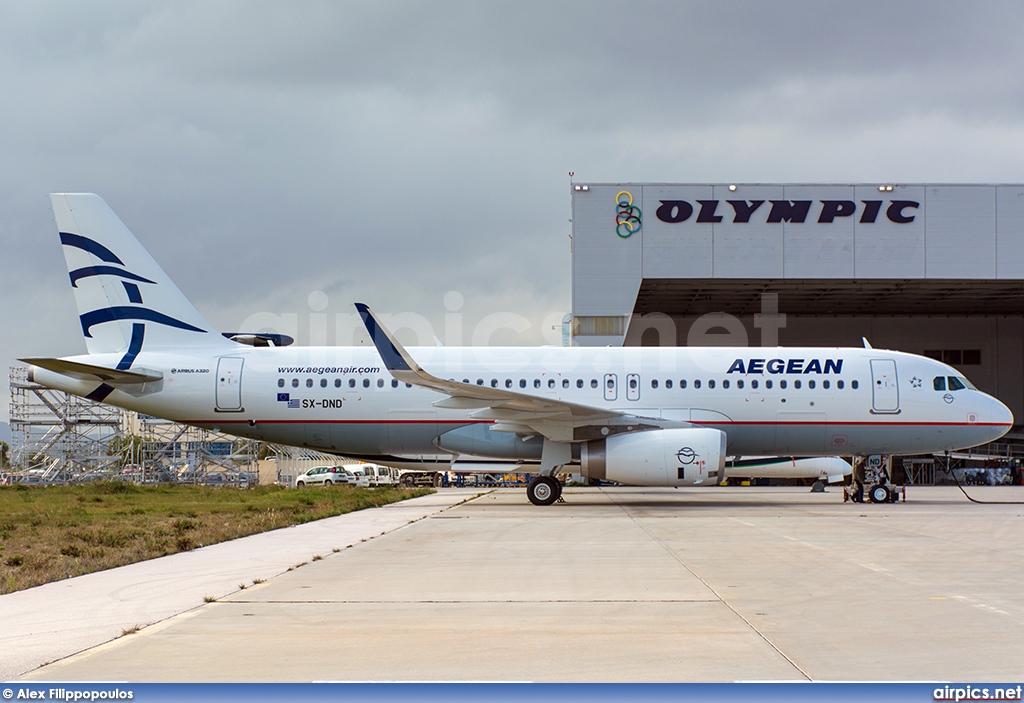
60 232 124 264
80 306 207 338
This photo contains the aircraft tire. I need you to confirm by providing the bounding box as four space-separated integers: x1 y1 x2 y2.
527 476 560 506
869 484 891 503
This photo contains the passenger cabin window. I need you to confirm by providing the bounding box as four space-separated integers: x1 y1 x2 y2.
680 380 687 389
321 379 327 388
765 380 773 389
520 379 526 388
377 379 384 388
306 379 314 388
349 379 356 388
591 379 598 389
694 380 701 389
577 379 584 389
392 379 399 388
823 380 830 389
751 379 758 389
548 379 556 389
292 379 299 388
505 379 513 388
278 378 285 387
708 379 716 389
779 380 787 389
666 380 673 389
808 380 815 389
363 379 370 388
534 379 541 388
491 379 498 388
793 380 801 389
335 379 342 388
722 379 729 389
737 379 744 389
651 380 659 389
629 378 637 389
837 380 844 389
563 379 570 388
852 380 859 389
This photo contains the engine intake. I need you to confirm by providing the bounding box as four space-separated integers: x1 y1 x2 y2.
581 427 727 486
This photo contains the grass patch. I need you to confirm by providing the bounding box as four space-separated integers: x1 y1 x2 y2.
0 482 433 594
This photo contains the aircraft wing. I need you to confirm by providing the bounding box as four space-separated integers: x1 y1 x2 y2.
355 303 686 441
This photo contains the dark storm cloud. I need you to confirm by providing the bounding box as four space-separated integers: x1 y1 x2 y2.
4 1 1024 420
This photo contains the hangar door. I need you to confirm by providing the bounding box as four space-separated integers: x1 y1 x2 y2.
870 359 899 413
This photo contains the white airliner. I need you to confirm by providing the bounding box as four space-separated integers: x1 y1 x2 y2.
23 194 1013 505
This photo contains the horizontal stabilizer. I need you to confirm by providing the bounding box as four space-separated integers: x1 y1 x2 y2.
21 358 163 384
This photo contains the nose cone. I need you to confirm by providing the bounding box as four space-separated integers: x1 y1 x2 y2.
985 394 1014 443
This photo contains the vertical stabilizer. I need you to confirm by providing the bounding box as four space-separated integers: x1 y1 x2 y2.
51 193 231 360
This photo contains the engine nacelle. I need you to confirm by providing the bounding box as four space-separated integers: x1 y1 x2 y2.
581 428 727 486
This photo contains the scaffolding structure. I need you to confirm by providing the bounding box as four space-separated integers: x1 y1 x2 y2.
9 366 123 481
8 366 266 484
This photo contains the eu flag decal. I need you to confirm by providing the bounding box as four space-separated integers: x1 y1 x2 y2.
277 393 289 402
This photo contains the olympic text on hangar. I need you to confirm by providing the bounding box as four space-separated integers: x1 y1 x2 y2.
655 198 919 225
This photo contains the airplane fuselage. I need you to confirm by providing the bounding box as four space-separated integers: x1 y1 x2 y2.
31 344 1011 462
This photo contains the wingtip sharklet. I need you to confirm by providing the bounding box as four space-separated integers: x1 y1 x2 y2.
354 303 415 373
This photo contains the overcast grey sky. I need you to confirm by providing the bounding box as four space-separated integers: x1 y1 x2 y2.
4 1 1024 421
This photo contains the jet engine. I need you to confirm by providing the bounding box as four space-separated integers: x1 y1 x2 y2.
580 427 727 486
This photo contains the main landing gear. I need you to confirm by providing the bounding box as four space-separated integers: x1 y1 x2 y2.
527 439 572 506
527 475 562 506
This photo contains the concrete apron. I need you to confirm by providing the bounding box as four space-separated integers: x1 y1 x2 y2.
1 488 482 681
11 485 1024 682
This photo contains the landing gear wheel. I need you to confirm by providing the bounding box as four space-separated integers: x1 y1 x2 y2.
869 484 891 503
527 476 560 506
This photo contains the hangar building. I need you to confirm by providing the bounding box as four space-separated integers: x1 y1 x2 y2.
570 183 1024 438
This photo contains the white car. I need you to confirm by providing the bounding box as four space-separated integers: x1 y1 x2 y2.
294 466 356 487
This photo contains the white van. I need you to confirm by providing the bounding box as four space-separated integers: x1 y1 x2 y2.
351 463 397 487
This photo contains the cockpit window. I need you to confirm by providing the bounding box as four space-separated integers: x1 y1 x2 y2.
947 376 966 391
933 376 946 391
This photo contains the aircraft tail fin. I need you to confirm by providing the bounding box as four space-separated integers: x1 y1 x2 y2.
50 193 233 359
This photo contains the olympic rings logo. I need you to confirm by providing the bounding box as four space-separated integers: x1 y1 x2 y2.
615 190 642 238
